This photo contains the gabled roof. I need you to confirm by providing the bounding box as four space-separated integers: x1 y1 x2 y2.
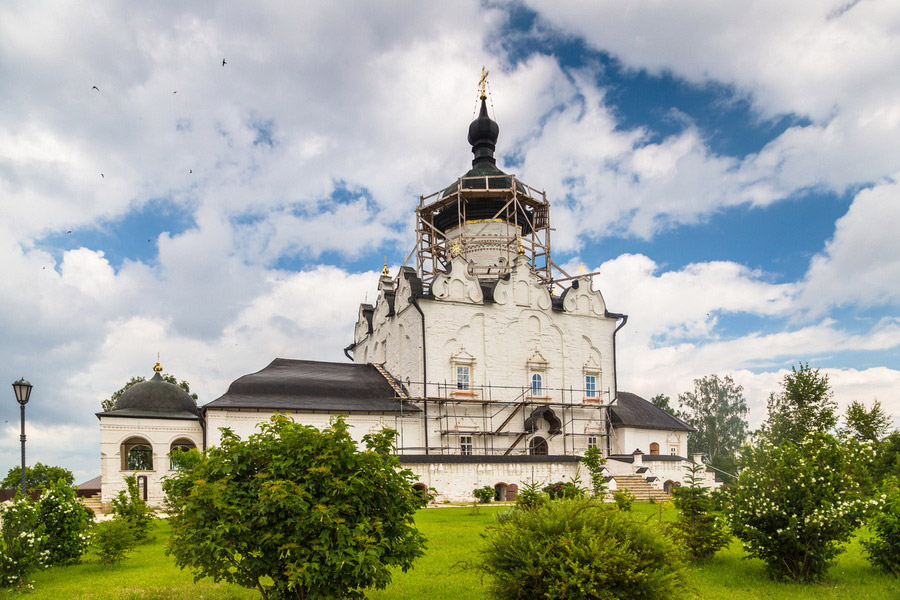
203 359 420 414
609 392 695 432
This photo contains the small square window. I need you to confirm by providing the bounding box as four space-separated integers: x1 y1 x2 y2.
460 435 473 456
456 366 470 390
584 375 596 398
587 435 598 450
670 447 677 456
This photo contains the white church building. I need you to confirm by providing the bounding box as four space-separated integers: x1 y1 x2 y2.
96 91 720 507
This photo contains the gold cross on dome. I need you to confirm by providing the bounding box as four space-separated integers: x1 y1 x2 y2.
577 262 588 274
450 241 463 257
479 66 489 100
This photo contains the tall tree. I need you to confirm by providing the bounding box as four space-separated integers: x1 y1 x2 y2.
650 393 675 416
842 399 892 443
677 374 748 475
1 463 74 492
762 363 837 444
101 373 198 412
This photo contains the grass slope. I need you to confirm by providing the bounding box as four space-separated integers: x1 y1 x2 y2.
3 504 897 599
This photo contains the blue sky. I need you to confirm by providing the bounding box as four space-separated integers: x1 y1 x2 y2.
1 1 898 482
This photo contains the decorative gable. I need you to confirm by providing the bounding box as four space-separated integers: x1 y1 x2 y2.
432 255 484 303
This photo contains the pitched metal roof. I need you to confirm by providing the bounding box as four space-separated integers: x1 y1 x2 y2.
203 359 420 414
609 392 695 432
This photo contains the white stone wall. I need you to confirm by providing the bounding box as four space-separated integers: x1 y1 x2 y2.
405 460 583 503
611 426 688 457
98 416 202 507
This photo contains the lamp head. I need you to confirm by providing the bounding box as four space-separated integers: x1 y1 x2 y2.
12 378 32 406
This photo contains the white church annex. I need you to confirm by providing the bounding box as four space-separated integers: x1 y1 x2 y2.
97 87 720 507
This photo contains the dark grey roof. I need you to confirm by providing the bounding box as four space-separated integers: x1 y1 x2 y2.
99 372 199 419
203 359 420 414
398 454 580 464
609 392 695 432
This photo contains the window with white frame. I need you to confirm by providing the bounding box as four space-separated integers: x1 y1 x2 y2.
670 446 678 456
460 435 473 456
584 374 597 398
530 373 543 395
587 435 598 450
456 365 470 390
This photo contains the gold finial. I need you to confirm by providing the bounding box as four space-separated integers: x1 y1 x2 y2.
517 241 525 256
381 256 390 277
153 352 163 373
577 262 588 274
449 240 463 257
479 66 489 100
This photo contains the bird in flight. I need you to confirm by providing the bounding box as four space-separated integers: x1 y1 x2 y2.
189 169 192 174
173 90 177 94
100 173 104 178
66 230 72 234
222 58 227 66
92 85 100 91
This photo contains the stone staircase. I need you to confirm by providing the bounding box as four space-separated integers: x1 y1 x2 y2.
612 475 669 502
80 493 104 516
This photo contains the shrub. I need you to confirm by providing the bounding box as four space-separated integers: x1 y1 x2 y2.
613 488 636 511
581 447 608 498
35 479 93 565
863 476 900 576
668 463 730 560
478 498 691 600
514 480 547 511
93 518 137 566
473 486 494 504
542 481 584 500
0 497 48 590
111 475 154 542
728 433 871 582
163 415 427 600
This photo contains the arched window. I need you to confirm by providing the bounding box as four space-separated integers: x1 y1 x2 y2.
169 438 198 471
531 373 543 396
529 436 548 456
121 437 153 471
649 442 660 456
412 483 428 499
136 475 148 500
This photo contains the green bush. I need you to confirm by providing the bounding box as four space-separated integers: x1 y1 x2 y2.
581 448 608 498
613 488 636 511
728 433 871 581
863 476 900 576
92 518 137 566
0 497 48 590
668 463 730 560
111 475 154 542
542 481 584 500
478 498 691 600
35 479 94 565
163 415 427 600
514 480 547 511
473 486 494 504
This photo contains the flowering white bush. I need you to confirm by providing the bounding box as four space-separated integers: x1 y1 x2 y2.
728 433 873 581
863 476 900 576
35 480 94 565
0 498 48 590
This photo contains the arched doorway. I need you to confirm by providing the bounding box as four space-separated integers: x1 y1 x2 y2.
412 483 428 499
136 475 148 501
506 483 518 501
529 436 548 456
494 482 508 501
664 480 680 495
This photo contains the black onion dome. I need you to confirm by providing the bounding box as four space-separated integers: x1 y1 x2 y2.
467 97 499 166
113 372 199 416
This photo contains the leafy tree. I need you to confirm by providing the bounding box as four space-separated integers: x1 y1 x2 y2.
478 498 691 600
728 433 871 582
762 363 837 444
163 415 427 600
612 488 635 511
35 480 93 566
0 498 47 590
111 475 154 542
581 447 608 498
473 486 494 504
863 476 900 576
668 463 730 560
1 462 74 493
650 393 675 416
677 374 748 476
842 399 892 443
872 431 900 482
92 519 137 567
102 373 198 412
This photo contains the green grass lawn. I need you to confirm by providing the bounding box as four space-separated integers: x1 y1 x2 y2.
3 504 897 599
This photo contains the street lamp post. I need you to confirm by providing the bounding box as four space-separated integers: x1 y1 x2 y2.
12 379 32 498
